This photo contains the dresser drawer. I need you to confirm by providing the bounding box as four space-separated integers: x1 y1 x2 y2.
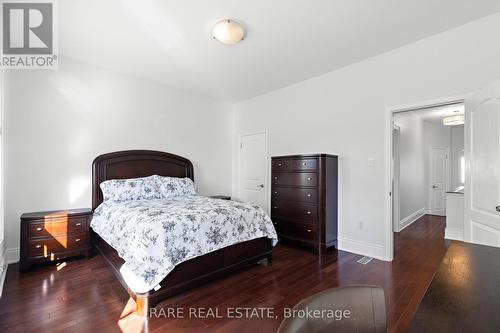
28 216 88 238
272 200 318 221
275 220 318 241
291 158 318 171
28 233 88 257
272 187 317 203
272 172 317 187
272 159 291 171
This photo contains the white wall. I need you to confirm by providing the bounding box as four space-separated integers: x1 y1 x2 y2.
394 112 426 223
3 57 233 259
0 71 5 294
451 125 465 190
233 13 500 260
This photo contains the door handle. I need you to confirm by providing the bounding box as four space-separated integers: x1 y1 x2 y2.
257 184 264 188
496 206 500 213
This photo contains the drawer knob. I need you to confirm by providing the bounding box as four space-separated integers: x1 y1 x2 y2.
274 177 278 180
278 163 282 166
307 211 311 215
75 222 82 226
35 244 42 249
307 229 311 233
36 227 43 231
307 194 311 197
303 162 307 166
307 177 312 181
274 206 277 209
75 238 81 242
274 191 278 194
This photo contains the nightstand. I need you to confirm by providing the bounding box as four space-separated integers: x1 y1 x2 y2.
209 195 231 200
19 208 92 272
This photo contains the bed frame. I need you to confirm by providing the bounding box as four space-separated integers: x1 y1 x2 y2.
91 150 273 316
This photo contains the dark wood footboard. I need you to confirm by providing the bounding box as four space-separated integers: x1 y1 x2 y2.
91 229 273 314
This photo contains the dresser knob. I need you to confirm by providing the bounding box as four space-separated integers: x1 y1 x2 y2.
274 206 277 209
274 191 278 194
307 211 311 215
303 162 307 166
36 227 43 231
307 229 311 233
307 194 311 197
274 177 278 180
75 238 81 242
35 244 42 249
278 163 282 166
75 222 82 226
307 177 312 181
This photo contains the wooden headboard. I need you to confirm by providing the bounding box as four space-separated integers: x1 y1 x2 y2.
92 150 194 210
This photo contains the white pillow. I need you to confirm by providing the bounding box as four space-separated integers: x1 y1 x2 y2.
100 175 160 202
154 175 196 199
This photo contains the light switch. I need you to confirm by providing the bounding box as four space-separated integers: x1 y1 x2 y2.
367 158 375 167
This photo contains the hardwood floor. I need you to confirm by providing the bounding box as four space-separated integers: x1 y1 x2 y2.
0 215 448 333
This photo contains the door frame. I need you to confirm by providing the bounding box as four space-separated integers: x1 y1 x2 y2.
428 146 451 216
385 94 468 261
392 125 401 232
238 130 269 212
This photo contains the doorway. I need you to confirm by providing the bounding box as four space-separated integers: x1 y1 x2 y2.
391 101 465 256
238 131 268 211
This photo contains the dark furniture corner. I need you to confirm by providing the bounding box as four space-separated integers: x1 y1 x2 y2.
409 241 500 332
91 150 272 316
209 195 231 200
271 154 338 255
19 208 92 272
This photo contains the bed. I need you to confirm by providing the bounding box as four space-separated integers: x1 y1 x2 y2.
90 150 275 316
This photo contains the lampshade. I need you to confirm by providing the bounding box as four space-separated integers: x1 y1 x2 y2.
443 114 464 126
212 19 245 45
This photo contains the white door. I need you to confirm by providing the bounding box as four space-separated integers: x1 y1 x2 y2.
430 147 449 216
465 79 500 246
239 132 268 210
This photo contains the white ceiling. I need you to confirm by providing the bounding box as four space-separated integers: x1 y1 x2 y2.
59 0 500 102
417 104 465 123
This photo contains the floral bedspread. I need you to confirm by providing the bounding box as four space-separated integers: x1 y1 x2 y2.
91 196 277 293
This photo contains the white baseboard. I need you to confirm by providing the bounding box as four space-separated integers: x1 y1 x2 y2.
338 237 385 261
399 208 426 231
1 247 20 298
0 243 7 298
0 261 6 298
445 228 464 241
7 247 19 264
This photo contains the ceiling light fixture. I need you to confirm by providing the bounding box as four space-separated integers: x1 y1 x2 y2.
443 111 465 126
212 19 245 45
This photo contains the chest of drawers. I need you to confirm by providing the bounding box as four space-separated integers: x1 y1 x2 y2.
19 208 92 272
271 154 338 254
